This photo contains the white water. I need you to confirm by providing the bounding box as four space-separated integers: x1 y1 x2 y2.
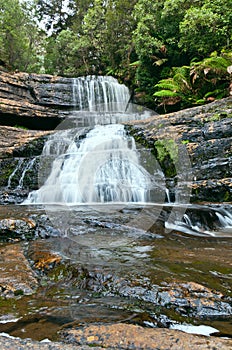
23 76 232 236
7 158 37 189
7 159 24 188
17 158 36 189
25 124 156 204
72 76 130 111
25 76 161 205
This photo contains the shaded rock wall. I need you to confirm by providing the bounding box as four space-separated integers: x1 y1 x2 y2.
0 126 51 203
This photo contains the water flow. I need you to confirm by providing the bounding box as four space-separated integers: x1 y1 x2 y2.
7 159 24 188
72 76 130 111
17 158 37 189
7 158 37 189
25 124 154 204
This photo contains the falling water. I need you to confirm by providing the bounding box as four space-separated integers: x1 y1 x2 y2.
72 76 130 111
25 124 157 205
24 76 163 205
7 158 37 189
17 158 37 189
7 159 24 188
23 76 232 236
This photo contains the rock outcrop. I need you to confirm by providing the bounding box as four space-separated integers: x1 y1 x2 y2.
127 97 232 202
0 71 75 130
61 323 232 350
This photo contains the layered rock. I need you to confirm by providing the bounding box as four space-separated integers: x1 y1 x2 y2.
61 323 232 350
127 97 232 202
0 70 74 129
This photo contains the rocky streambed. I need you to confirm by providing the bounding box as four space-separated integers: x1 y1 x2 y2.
0 203 231 349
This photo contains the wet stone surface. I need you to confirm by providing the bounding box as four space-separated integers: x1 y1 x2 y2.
61 323 232 350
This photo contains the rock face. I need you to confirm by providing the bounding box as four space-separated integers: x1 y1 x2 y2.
128 97 232 202
0 243 38 296
0 71 74 130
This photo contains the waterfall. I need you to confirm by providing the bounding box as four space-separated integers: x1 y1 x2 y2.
7 159 24 188
24 75 163 205
7 158 37 189
165 205 232 237
72 76 130 111
17 158 37 189
25 124 156 205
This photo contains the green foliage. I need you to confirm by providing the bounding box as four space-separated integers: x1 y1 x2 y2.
154 52 232 109
35 0 76 33
179 0 232 57
0 0 231 111
0 0 45 72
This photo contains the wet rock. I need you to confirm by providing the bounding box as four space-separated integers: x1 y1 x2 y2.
158 281 232 318
0 218 36 241
127 97 232 202
61 323 232 349
0 126 50 158
0 243 38 297
0 71 67 127
31 250 62 272
0 213 60 241
0 189 29 205
0 71 76 130
0 335 105 350
191 178 232 202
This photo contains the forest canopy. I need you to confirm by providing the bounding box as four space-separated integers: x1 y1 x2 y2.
0 0 231 111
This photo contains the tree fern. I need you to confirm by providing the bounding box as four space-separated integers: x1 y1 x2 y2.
154 51 232 110
191 53 232 78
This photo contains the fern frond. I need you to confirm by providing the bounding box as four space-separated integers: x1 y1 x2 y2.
154 90 178 97
155 80 179 91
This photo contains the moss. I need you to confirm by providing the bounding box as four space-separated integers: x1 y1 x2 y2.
154 139 178 177
14 289 24 296
224 191 230 202
14 125 28 130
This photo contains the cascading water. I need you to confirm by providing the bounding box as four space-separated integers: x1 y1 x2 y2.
25 124 157 205
72 76 130 111
7 157 37 189
25 76 163 206
23 75 232 237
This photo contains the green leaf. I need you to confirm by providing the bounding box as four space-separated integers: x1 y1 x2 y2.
154 90 178 97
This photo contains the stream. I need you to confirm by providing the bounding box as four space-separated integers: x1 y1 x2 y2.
0 76 231 343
